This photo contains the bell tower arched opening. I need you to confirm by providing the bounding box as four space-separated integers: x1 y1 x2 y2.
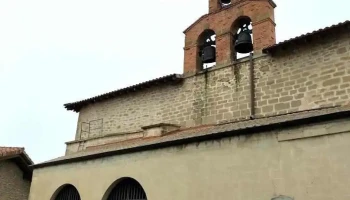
232 16 253 60
197 29 216 70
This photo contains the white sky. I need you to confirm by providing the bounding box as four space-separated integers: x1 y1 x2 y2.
0 0 349 163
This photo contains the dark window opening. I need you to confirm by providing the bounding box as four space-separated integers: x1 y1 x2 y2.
54 185 81 200
232 16 253 60
198 29 216 70
107 178 147 200
220 0 231 7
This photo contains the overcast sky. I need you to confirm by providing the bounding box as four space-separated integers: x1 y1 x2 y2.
0 0 349 163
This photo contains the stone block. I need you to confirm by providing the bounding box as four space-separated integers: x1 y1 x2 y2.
142 123 181 137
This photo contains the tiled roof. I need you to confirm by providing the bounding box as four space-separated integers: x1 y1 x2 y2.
263 20 350 53
64 74 183 112
0 146 34 180
0 146 34 165
32 106 350 169
0 147 24 158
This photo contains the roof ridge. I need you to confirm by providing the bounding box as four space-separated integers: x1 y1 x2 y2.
0 147 25 152
64 73 183 112
0 147 25 157
263 20 350 52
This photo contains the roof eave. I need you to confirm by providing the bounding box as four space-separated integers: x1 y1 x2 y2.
31 107 350 169
183 14 208 34
64 74 183 112
263 20 350 54
1 153 33 181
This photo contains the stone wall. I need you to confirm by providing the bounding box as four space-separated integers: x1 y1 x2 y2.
75 62 251 140
255 31 350 116
29 118 350 200
73 30 350 144
0 160 31 200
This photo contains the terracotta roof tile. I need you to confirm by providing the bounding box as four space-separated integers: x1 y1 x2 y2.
0 147 24 158
263 20 350 53
64 74 183 112
0 147 34 180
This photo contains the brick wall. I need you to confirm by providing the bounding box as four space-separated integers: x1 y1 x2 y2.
75 63 250 140
184 0 276 74
0 160 31 200
72 28 350 150
255 31 350 116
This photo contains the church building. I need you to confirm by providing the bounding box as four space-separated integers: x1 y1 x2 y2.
29 0 350 200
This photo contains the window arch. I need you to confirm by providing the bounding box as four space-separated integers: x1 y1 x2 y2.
105 177 147 200
52 184 81 200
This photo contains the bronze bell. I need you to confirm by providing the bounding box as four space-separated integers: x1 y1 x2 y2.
201 46 216 63
220 0 231 4
234 26 253 54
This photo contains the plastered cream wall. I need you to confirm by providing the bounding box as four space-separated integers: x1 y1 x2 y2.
30 118 350 200
74 31 350 143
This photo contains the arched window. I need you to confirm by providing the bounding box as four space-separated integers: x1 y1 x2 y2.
53 184 81 200
106 178 147 200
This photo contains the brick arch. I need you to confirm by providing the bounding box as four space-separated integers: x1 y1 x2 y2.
231 16 251 33
183 20 220 74
183 0 276 74
197 29 216 44
231 16 253 59
196 29 217 70
238 1 276 52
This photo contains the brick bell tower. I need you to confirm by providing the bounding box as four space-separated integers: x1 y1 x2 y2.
183 0 277 74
